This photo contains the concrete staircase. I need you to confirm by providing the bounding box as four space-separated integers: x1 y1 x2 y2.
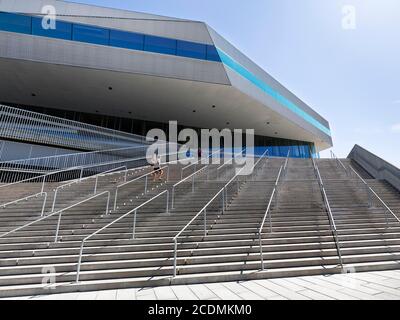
0 157 399 297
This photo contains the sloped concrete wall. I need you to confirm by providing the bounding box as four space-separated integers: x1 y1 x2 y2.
348 144 400 191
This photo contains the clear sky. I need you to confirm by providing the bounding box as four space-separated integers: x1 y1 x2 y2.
71 0 400 166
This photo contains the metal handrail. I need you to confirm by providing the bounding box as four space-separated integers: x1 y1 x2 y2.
171 165 209 209
51 165 129 212
180 149 222 180
0 192 48 217
312 157 344 267
331 151 348 176
113 165 169 211
258 166 283 270
75 189 169 283
216 148 246 178
0 191 111 241
349 165 400 225
172 150 268 277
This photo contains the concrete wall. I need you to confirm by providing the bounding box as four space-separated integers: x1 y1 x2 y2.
348 144 400 192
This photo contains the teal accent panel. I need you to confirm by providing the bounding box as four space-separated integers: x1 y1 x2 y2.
216 48 331 137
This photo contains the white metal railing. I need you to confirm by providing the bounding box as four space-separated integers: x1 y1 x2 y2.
75 190 169 283
258 165 283 270
113 165 169 211
349 165 400 227
172 150 268 277
0 104 149 153
0 191 111 241
51 165 128 212
331 151 349 176
180 149 222 180
0 192 48 217
312 157 344 267
215 148 246 179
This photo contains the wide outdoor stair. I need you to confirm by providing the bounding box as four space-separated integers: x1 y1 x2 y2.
0 157 399 297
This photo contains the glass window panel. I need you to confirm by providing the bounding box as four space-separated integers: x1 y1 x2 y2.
109 29 144 50
73 24 109 45
32 17 72 40
0 12 31 34
177 40 206 59
144 35 176 55
206 45 221 62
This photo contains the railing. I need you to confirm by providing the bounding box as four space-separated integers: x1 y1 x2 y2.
75 190 169 283
0 191 111 241
0 144 150 183
52 165 128 212
172 151 268 277
180 149 222 180
215 148 246 179
258 166 283 271
171 165 209 209
331 151 349 176
0 191 48 217
113 165 169 211
0 104 149 153
312 157 344 267
349 165 400 227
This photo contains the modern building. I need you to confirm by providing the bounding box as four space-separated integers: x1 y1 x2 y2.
0 0 332 158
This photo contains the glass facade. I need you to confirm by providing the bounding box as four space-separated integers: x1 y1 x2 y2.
0 11 221 63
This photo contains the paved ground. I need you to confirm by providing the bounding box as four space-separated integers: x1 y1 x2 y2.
5 270 400 300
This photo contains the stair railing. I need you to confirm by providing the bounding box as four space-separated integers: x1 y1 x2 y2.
312 157 344 267
331 151 349 176
216 148 246 180
349 165 400 227
0 190 111 241
113 165 169 211
258 165 283 271
171 150 268 277
180 149 222 180
75 189 169 283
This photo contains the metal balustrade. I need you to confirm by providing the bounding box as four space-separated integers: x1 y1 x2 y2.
180 149 222 180
75 190 169 283
349 165 400 227
330 151 349 176
0 104 149 153
257 149 289 270
172 150 268 277
0 191 111 241
311 156 344 268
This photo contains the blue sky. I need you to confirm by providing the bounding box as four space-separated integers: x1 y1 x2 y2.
72 0 400 166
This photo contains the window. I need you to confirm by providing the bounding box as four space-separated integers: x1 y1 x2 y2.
109 29 144 50
177 40 206 60
0 12 31 34
32 17 72 40
72 24 109 46
144 35 176 55
206 45 221 62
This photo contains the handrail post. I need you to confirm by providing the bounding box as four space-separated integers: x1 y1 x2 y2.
173 239 178 277
94 175 98 194
222 191 225 215
204 209 207 237
172 186 175 209
40 192 47 217
192 175 195 193
166 190 169 214
76 242 85 283
167 166 170 182
132 209 137 240
145 176 148 194
259 232 264 271
54 212 63 242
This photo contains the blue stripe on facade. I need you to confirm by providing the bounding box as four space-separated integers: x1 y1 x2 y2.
216 48 332 137
0 11 221 62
